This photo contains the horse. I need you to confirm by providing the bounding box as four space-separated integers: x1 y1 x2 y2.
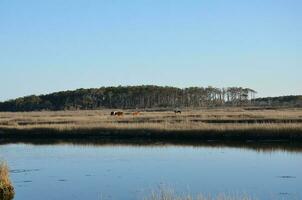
132 111 140 116
110 111 124 116
115 111 124 116
174 110 181 114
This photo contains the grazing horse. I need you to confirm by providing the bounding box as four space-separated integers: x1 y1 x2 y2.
174 110 181 114
111 111 124 116
132 111 140 116
115 111 124 116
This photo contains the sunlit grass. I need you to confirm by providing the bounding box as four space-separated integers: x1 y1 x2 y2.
1 108 302 140
0 162 14 200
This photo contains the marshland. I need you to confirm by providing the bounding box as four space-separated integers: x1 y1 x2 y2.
2 107 301 199
1 107 302 142
1 106 302 200
1 0 302 198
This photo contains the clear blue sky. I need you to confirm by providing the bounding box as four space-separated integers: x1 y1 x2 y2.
0 0 301 101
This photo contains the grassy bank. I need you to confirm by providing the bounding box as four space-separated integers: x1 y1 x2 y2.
0 162 14 200
1 108 302 141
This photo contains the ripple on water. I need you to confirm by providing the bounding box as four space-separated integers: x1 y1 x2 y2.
279 192 290 195
10 169 40 174
23 180 33 183
277 176 296 179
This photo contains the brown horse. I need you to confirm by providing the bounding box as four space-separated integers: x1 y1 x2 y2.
115 111 123 116
132 111 140 116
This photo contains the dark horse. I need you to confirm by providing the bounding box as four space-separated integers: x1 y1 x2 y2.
174 110 181 114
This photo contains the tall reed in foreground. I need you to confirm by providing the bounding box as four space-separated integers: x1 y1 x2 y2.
0 162 14 200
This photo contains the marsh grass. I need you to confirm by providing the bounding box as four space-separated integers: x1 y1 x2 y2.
1 108 302 141
0 162 14 200
144 187 255 200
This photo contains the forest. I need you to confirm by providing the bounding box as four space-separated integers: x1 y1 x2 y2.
0 85 300 112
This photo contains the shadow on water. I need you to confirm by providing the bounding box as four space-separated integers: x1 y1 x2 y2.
1 137 302 153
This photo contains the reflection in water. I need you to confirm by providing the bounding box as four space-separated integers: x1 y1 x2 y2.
1 138 302 153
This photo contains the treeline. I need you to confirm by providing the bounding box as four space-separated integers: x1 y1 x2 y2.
0 86 258 111
254 95 302 107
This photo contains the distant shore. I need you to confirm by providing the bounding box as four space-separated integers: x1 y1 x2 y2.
1 108 302 142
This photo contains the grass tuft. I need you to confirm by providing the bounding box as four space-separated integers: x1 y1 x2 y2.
0 162 14 200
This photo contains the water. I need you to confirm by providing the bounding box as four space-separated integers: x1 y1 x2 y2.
0 142 301 200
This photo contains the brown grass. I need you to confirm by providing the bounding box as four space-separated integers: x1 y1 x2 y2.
0 108 302 141
0 162 14 200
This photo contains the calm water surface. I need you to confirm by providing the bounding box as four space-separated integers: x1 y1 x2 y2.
0 143 301 200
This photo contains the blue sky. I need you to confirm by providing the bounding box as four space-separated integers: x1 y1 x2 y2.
0 0 301 101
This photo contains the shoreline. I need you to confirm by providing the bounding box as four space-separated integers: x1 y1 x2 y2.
1 126 302 141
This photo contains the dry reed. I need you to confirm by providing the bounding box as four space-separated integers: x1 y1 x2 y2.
0 162 14 200
1 108 302 141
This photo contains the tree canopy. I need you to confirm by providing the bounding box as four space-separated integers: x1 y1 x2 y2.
1 85 300 111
